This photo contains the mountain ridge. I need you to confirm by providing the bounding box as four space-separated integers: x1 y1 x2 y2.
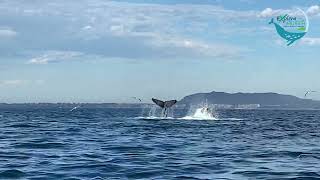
178 91 320 109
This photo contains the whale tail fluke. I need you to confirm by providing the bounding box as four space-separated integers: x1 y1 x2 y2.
269 18 274 25
152 98 177 108
152 98 177 118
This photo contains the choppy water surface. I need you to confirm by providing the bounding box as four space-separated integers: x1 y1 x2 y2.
1 107 320 179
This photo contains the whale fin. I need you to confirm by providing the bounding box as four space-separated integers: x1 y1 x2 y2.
152 98 177 108
269 18 274 24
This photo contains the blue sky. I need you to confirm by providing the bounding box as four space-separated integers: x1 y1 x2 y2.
0 0 320 103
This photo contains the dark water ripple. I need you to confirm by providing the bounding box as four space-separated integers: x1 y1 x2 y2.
1 108 320 179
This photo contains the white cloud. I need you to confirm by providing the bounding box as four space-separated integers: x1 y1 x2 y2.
1 0 255 60
7 1 308 61
28 56 50 64
0 80 45 86
307 5 320 16
0 28 17 38
148 35 243 59
300 38 320 46
35 80 45 84
259 6 320 18
259 8 274 18
7 1 320 61
82 25 93 30
258 8 299 18
0 80 28 86
27 51 84 64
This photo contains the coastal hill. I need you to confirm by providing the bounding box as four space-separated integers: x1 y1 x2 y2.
178 91 320 109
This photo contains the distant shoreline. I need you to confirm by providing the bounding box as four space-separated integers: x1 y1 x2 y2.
0 103 320 110
0 91 319 110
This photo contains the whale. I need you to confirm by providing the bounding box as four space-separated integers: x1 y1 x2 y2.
151 98 177 117
269 18 306 46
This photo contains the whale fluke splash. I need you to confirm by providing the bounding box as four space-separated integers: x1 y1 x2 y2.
151 98 177 117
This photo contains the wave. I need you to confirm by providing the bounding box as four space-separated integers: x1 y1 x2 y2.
13 142 66 149
0 169 26 179
134 116 175 120
179 116 218 120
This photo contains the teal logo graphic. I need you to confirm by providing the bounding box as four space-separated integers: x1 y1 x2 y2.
269 9 309 46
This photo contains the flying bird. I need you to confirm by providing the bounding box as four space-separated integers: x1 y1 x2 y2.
132 97 142 102
70 105 81 112
305 91 317 98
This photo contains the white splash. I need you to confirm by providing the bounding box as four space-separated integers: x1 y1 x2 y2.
181 107 218 120
180 100 218 120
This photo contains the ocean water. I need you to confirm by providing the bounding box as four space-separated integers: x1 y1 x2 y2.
1 107 320 179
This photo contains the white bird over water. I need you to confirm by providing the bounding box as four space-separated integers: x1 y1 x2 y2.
70 105 80 112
